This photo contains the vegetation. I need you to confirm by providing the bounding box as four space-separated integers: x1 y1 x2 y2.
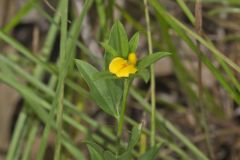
0 0 239 159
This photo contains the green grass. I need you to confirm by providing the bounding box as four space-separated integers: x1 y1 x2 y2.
1 0 240 159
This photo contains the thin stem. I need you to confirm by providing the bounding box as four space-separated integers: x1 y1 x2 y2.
22 120 39 160
54 0 68 159
35 1 64 159
6 109 27 160
117 79 131 154
195 0 214 159
144 0 156 147
54 79 65 160
139 112 147 154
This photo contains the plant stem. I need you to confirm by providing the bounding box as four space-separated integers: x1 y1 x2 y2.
144 0 156 147
54 0 68 159
6 109 27 160
22 120 39 160
195 0 214 159
117 79 131 154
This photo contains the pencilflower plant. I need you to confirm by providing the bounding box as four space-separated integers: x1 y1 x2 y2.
75 21 171 160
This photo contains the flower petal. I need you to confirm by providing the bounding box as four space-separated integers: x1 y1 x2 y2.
109 57 128 74
116 65 137 78
128 52 137 65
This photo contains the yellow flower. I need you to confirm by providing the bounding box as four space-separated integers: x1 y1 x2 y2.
109 53 137 78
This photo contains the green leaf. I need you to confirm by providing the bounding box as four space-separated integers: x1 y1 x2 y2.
85 141 104 153
136 69 150 83
137 52 171 70
128 123 142 149
110 21 129 57
3 0 37 33
93 71 117 81
117 151 131 160
104 151 116 160
75 60 122 117
129 32 139 52
104 21 129 68
176 0 195 24
86 141 104 160
95 0 106 28
101 42 118 57
139 144 162 160
62 140 85 160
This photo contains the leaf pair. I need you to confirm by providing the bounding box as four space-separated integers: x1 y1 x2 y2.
87 143 161 160
75 60 122 118
85 124 142 160
95 51 171 82
86 124 161 160
75 21 172 117
86 141 132 160
102 31 139 58
103 21 140 69
133 51 171 82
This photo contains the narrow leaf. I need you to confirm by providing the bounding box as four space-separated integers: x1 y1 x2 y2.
136 69 150 83
87 145 104 160
139 144 162 160
129 32 139 52
128 123 142 149
110 21 129 57
117 151 131 160
93 71 117 81
75 60 122 117
85 141 104 154
104 151 116 160
137 52 171 70
101 42 119 57
104 21 129 68
86 141 104 160
62 140 85 160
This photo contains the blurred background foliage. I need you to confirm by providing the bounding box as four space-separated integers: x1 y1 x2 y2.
0 0 240 159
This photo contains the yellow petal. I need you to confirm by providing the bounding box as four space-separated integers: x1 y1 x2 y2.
128 52 137 65
116 65 137 78
109 57 128 74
